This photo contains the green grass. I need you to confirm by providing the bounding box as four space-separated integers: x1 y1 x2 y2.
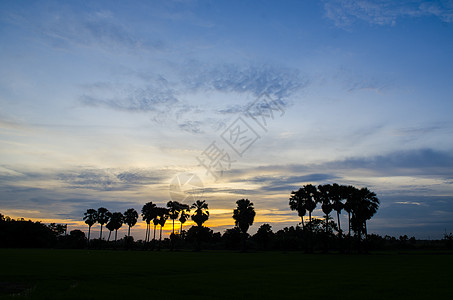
1 249 452 299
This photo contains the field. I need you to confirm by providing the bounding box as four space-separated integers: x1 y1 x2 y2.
1 249 452 299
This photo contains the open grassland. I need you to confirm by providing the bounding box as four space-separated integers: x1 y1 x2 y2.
1 249 452 299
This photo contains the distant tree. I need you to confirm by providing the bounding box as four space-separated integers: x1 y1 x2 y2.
123 208 138 239
289 190 307 229
350 187 380 242
167 201 182 235
47 223 67 237
342 185 357 237
178 204 191 233
83 209 98 241
106 220 115 242
318 184 333 235
233 199 256 250
331 184 345 235
141 202 156 243
291 184 319 252
156 208 169 242
110 212 124 242
152 218 159 242
97 207 110 240
191 200 209 227
254 224 274 249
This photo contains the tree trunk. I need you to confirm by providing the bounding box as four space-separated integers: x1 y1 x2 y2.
180 222 183 234
107 230 111 242
172 219 175 235
100 224 103 240
115 229 118 242
128 225 131 238
159 226 162 241
88 226 91 241
301 217 305 230
153 224 157 241
337 211 341 234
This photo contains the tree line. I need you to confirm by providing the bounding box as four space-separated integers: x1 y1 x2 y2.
3 182 451 251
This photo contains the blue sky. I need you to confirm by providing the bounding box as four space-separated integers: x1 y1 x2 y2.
1 0 453 239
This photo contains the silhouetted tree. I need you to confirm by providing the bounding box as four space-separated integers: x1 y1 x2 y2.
97 207 110 240
343 185 357 237
289 190 307 229
254 224 274 250
83 208 98 241
318 184 334 235
156 208 169 243
167 201 182 235
106 220 115 242
178 204 191 233
350 187 380 242
124 208 138 239
142 202 156 243
110 212 124 242
233 199 256 250
291 184 319 252
331 183 345 235
191 200 209 227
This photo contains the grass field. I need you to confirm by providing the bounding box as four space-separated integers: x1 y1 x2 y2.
1 249 452 299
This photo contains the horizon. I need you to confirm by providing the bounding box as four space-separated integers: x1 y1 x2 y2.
1 0 453 240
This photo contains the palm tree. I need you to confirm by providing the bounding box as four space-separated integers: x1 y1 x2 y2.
142 202 156 243
106 221 115 242
178 204 191 233
289 190 307 229
233 199 256 250
167 201 182 235
83 208 98 241
233 199 256 235
331 183 345 235
343 185 358 237
350 187 380 241
152 217 159 242
191 200 209 227
97 207 110 240
156 208 169 242
110 212 124 242
123 208 138 239
318 184 333 234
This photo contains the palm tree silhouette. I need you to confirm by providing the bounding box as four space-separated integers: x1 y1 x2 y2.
350 187 380 241
83 208 98 241
343 185 358 237
167 201 182 235
233 199 256 250
106 220 115 242
156 208 169 243
97 207 110 240
331 183 345 235
291 184 319 252
178 204 191 233
141 202 156 243
289 190 307 230
123 208 138 239
110 212 124 242
191 200 209 227
318 184 333 235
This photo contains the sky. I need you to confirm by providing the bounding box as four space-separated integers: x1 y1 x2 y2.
1 0 453 240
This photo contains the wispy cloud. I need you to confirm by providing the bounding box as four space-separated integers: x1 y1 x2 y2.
324 0 453 27
182 62 306 98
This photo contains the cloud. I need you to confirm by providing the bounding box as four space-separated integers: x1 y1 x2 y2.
57 168 171 191
324 0 453 27
182 62 306 99
326 148 453 178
